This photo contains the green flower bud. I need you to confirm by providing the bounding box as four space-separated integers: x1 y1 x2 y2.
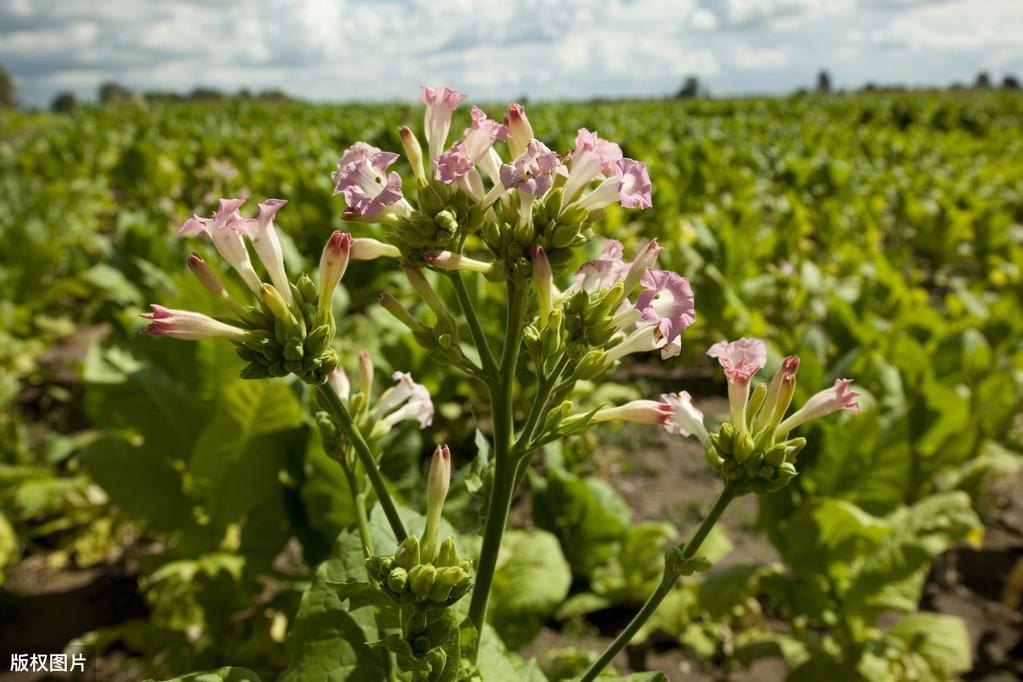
386 566 409 593
446 575 473 602
394 535 421 570
297 273 318 305
717 423 735 455
764 444 787 467
704 443 725 471
747 383 767 423
427 648 447 677
575 349 608 380
283 337 304 361
734 432 756 464
560 203 588 226
409 563 438 598
364 555 393 582
429 580 454 602
436 537 458 567
434 209 458 234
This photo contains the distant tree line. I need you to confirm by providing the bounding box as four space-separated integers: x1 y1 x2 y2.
42 81 293 112
675 69 1022 100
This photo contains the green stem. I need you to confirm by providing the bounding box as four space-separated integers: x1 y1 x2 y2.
513 353 572 455
580 484 737 682
316 384 408 543
449 271 497 378
466 281 528 655
339 454 374 555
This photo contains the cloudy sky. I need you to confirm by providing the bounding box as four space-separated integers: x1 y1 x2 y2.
2 0 1021 107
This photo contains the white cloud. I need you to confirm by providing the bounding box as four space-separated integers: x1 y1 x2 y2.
0 0 1021 106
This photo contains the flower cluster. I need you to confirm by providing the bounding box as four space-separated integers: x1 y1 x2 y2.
331 86 652 273
595 336 860 494
142 197 401 384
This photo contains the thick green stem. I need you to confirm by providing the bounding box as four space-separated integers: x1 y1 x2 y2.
580 484 737 682
340 457 374 555
514 353 572 455
449 271 497 378
466 281 528 655
316 384 408 543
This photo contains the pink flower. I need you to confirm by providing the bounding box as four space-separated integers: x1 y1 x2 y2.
237 198 292 305
592 392 707 444
573 239 629 291
140 305 250 342
635 270 696 345
421 85 467 160
660 392 709 444
499 139 565 198
707 337 768 435
180 197 264 296
707 338 767 386
332 142 411 221
374 371 434 430
562 128 624 201
463 106 508 161
575 158 652 212
504 103 534 158
434 140 475 184
776 379 861 436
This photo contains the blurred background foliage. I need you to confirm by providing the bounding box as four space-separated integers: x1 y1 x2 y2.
1 92 1021 680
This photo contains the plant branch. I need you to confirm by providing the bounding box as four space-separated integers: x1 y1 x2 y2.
580 484 737 682
449 270 498 378
316 383 408 543
466 280 528 656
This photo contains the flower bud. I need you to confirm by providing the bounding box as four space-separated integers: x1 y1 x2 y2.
754 356 800 435
400 262 448 317
393 535 421 570
386 566 409 593
621 239 661 293
747 383 767 423
318 231 352 317
531 245 554 326
504 103 534 158
378 292 429 333
351 237 401 261
422 444 451 562
399 125 426 184
365 555 393 582
260 283 302 334
435 537 458 567
409 563 438 598
358 350 374 396
430 565 467 602
423 251 494 274
187 253 252 320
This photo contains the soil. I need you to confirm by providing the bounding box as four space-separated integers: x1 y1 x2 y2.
1 396 1020 681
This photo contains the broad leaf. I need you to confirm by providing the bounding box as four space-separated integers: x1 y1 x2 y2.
145 666 262 682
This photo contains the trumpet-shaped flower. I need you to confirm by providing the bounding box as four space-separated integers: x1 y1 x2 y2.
605 322 680 363
499 139 565 199
238 198 292 305
708 337 767 434
422 85 467 161
562 128 624 201
434 140 475 184
332 142 411 221
374 371 434 429
140 305 251 342
574 239 628 291
574 158 653 212
463 106 508 162
775 379 860 436
592 391 707 444
180 197 264 295
424 250 494 274
634 269 696 345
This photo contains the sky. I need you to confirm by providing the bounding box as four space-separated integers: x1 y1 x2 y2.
2 0 1022 108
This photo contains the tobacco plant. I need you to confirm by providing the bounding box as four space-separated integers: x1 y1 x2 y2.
138 87 860 681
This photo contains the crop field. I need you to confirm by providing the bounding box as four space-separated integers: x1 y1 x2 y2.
1 92 1022 681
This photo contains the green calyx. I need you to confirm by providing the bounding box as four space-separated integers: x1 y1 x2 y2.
233 273 338 384
364 535 473 608
706 422 806 494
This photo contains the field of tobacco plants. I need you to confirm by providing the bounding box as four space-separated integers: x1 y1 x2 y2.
1 92 1022 681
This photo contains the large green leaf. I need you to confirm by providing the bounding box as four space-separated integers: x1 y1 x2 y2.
780 497 889 578
189 379 306 530
698 562 771 620
532 466 630 578
280 528 388 682
80 435 197 534
474 625 549 682
844 492 981 615
490 529 572 648
887 613 971 678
